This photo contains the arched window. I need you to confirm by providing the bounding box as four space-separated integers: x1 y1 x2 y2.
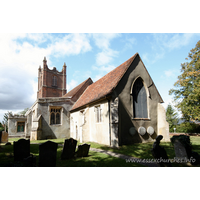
132 77 148 118
52 76 57 86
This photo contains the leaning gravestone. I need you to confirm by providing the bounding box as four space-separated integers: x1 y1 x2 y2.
61 138 77 160
76 143 90 158
39 141 58 167
14 139 30 161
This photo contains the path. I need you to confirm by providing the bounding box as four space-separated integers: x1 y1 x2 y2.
90 147 159 167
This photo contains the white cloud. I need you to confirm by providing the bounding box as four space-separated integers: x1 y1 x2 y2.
92 64 116 82
92 33 121 49
122 35 137 51
152 33 198 51
164 69 179 78
0 33 93 121
92 65 115 73
51 33 92 57
67 79 78 91
92 33 120 66
96 49 118 66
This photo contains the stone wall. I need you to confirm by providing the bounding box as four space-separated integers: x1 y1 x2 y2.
8 114 27 137
70 100 110 145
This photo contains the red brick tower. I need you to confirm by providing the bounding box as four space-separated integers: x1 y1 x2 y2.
37 57 67 98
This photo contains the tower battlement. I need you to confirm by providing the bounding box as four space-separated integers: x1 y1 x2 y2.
37 57 67 98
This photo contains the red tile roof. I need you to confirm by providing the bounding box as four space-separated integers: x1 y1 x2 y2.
71 53 139 111
62 78 93 99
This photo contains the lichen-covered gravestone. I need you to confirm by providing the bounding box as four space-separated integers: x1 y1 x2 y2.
61 138 77 160
39 141 58 167
14 139 30 161
76 143 90 158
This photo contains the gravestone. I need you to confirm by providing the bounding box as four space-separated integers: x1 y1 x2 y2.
151 135 171 167
76 143 90 158
61 138 77 160
172 135 200 165
39 141 58 167
14 139 30 161
1 131 8 143
174 140 188 160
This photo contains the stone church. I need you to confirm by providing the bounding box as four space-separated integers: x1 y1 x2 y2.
8 53 169 146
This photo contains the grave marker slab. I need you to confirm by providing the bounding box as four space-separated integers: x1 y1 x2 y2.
61 138 77 160
39 141 58 167
14 139 30 161
174 140 188 160
76 143 90 158
1 131 8 143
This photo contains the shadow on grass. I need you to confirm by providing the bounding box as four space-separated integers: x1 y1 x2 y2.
0 144 143 167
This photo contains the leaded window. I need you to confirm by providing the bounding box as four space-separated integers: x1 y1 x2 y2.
132 78 148 118
50 108 61 125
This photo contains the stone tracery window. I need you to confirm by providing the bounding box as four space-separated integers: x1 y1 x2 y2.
50 108 61 125
132 77 148 118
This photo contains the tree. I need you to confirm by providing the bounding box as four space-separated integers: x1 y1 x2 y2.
169 40 200 121
166 104 178 132
1 111 13 132
18 108 29 115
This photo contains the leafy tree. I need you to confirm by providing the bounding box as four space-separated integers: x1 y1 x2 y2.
166 104 178 132
176 122 200 133
169 40 200 121
18 108 29 115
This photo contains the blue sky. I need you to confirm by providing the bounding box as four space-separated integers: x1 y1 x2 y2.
0 0 199 124
0 33 199 122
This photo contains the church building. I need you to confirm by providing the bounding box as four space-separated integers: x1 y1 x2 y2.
8 53 169 146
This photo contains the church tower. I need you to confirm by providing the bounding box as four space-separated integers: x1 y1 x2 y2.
37 57 67 98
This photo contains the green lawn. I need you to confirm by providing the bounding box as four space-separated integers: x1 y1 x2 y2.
0 138 142 167
0 136 200 167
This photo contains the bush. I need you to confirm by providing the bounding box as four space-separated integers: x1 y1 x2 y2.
175 122 200 134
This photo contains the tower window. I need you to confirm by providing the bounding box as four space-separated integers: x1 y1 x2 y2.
50 108 61 125
52 76 57 87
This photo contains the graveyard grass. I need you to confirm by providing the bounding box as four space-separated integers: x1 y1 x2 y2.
1 136 200 167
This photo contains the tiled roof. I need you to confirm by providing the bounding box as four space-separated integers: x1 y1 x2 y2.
62 78 93 99
71 53 138 111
